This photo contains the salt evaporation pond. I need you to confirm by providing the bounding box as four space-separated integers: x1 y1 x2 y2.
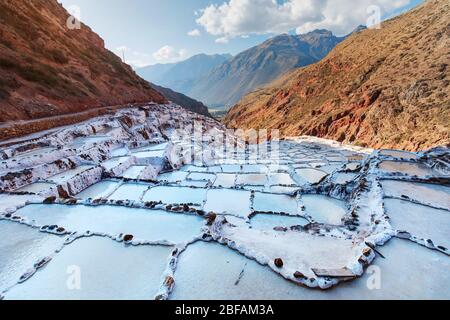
0 221 65 293
236 174 267 186
101 156 130 171
179 180 209 188
206 165 222 173
220 164 242 173
132 150 166 158
109 147 129 157
18 147 56 157
295 168 328 184
204 189 252 218
332 173 358 184
252 192 298 215
171 239 450 300
302 195 347 225
251 214 309 231
1 105 449 300
213 173 236 188
0 194 33 212
68 136 110 148
4 237 172 300
385 199 450 248
379 149 418 160
318 164 342 174
11 147 57 160
379 161 435 176
120 165 147 179
76 180 120 199
48 165 95 184
134 143 168 151
241 164 268 173
187 172 216 182
381 180 450 210
16 182 56 194
108 183 150 202
156 171 189 183
268 186 299 194
182 165 210 173
345 162 361 171
15 204 204 243
143 186 207 206
268 173 297 186
220 223 357 279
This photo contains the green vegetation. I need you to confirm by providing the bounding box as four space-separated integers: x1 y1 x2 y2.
72 71 99 95
20 66 58 87
0 3 40 41
0 75 19 100
0 36 13 50
0 57 16 69
49 49 69 64
0 55 59 88
0 78 11 100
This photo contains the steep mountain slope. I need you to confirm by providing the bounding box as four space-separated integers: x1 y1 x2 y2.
137 53 232 95
224 0 450 151
189 30 345 108
137 63 174 84
0 0 166 123
149 83 211 117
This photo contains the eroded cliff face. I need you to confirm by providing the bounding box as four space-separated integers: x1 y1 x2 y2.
0 0 166 123
224 0 450 152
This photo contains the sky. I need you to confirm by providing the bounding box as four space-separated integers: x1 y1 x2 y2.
58 0 423 68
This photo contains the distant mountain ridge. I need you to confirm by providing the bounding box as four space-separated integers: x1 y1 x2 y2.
224 0 450 151
149 83 211 117
137 53 232 95
187 29 347 108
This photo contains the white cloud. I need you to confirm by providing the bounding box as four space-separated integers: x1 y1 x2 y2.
196 0 412 39
152 46 188 63
215 37 229 44
188 28 201 36
179 48 188 58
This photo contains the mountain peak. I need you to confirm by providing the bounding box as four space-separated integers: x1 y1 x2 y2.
137 53 231 96
224 0 450 151
187 29 344 108
304 29 334 36
351 25 367 34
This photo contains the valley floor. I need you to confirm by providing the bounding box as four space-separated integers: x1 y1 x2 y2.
0 103 449 300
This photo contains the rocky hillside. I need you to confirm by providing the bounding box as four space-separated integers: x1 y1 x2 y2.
137 53 232 95
224 0 450 151
189 30 345 108
149 83 211 117
0 0 166 123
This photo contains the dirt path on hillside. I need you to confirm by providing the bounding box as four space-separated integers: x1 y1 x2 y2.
0 102 153 146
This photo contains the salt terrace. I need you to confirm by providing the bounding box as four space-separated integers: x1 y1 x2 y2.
0 103 449 300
